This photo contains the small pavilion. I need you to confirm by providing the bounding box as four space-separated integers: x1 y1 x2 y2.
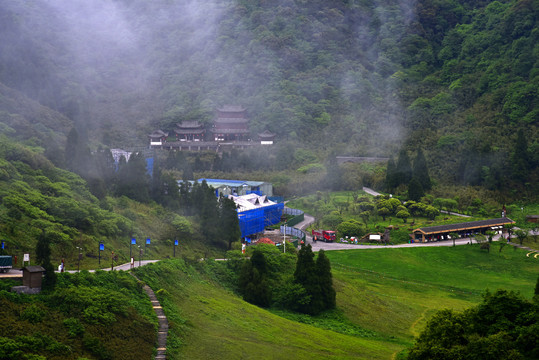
258 130 276 145
148 130 168 148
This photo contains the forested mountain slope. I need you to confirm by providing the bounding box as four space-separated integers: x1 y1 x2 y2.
0 0 537 196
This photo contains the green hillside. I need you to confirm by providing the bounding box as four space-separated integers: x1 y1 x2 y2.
131 244 537 359
0 1 537 358
0 0 536 197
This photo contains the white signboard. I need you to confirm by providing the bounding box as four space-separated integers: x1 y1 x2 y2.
369 234 381 241
23 253 30 262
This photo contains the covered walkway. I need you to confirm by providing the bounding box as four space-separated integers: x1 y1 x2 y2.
412 217 515 243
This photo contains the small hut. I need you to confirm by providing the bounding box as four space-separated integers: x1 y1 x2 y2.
22 266 45 289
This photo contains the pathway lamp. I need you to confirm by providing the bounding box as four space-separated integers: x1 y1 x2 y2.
99 242 104 265
130 238 136 262
145 238 150 259
76 246 82 272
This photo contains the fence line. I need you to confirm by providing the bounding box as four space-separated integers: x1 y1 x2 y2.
283 208 304 216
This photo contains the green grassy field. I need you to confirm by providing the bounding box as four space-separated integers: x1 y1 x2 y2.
135 244 538 359
326 244 538 345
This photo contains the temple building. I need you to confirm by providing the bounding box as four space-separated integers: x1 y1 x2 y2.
212 105 250 142
174 120 205 141
258 130 276 145
148 130 168 148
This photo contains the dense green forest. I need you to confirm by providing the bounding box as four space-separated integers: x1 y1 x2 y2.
0 1 537 358
0 0 536 200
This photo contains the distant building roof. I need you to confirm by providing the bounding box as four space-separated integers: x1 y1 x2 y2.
211 128 250 134
413 218 515 235
148 130 168 138
174 128 205 135
214 117 249 124
258 130 275 139
217 105 246 112
177 121 204 129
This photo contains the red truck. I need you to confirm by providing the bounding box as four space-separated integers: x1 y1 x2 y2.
312 230 336 243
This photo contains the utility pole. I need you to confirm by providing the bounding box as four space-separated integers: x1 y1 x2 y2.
283 222 286 253
76 246 81 272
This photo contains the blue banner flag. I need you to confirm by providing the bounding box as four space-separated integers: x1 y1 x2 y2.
174 240 178 246
131 238 136 245
99 243 104 251
146 238 151 245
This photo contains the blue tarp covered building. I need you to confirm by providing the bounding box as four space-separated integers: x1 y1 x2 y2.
229 194 284 238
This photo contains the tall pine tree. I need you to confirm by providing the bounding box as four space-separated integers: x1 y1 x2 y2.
511 129 530 183
395 149 413 187
219 196 241 250
239 250 271 307
385 156 397 191
115 152 150 203
294 244 323 315
36 230 56 290
412 148 431 191
316 250 336 310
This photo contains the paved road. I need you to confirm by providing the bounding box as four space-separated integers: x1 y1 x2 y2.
362 187 381 196
311 237 484 251
0 260 160 278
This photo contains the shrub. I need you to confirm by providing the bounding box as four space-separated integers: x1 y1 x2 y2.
63 317 85 337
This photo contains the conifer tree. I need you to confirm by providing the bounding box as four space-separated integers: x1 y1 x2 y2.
385 157 397 191
294 244 323 315
36 230 56 290
239 250 271 307
511 128 530 183
115 152 150 202
395 149 412 187
408 177 425 202
412 148 431 190
198 181 220 244
219 196 241 250
316 250 336 310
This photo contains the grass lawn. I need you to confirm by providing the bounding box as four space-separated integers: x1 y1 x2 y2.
136 260 402 360
135 244 538 359
326 243 539 348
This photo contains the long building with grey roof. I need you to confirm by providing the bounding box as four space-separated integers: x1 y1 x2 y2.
412 217 515 242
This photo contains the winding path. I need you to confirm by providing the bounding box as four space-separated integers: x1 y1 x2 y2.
143 281 168 360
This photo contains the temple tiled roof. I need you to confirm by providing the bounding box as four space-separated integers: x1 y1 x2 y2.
258 130 275 139
211 128 250 134
214 117 249 123
174 128 205 135
217 105 246 112
148 130 168 138
177 121 203 129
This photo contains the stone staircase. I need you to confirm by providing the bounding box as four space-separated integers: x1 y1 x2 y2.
132 274 169 360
